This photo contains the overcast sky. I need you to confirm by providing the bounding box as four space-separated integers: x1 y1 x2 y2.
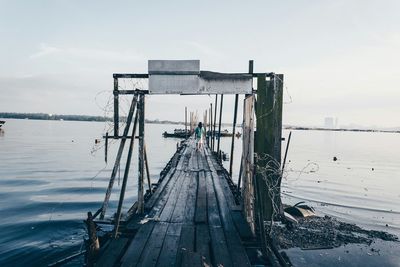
0 0 399 127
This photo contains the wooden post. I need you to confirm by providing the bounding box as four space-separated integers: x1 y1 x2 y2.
137 93 145 214
190 112 192 133
209 104 212 147
144 144 151 192
241 94 256 233
100 95 137 219
204 110 207 133
229 94 239 176
185 107 188 139
85 212 99 266
254 73 284 223
113 78 119 138
105 132 108 163
273 74 284 215
114 112 139 237
282 131 292 174
217 94 224 155
212 94 218 151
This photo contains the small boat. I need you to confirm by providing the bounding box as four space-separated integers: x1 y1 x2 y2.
162 129 189 138
208 129 242 138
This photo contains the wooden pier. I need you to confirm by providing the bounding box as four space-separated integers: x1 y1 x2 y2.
74 60 288 267
95 138 263 267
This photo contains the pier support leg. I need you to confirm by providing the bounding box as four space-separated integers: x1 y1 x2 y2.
100 95 138 219
85 212 99 266
229 94 239 176
241 94 256 233
185 107 188 139
254 73 284 226
217 94 224 155
144 144 151 192
137 93 145 214
212 94 218 151
113 78 119 138
114 112 139 237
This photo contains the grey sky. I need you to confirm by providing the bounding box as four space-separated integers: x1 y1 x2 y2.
0 0 399 127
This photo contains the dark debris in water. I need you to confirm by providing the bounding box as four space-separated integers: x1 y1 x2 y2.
272 215 399 250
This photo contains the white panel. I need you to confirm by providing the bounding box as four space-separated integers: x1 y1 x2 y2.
148 60 200 74
199 78 252 94
148 75 199 94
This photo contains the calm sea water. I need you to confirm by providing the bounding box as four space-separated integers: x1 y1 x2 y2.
0 119 399 266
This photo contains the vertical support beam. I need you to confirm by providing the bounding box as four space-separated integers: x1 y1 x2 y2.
217 94 224 155
212 94 218 151
105 132 108 163
137 93 145 214
113 78 119 138
241 94 255 233
209 104 212 147
282 131 292 174
254 73 284 224
100 95 137 219
144 144 151 192
114 112 139 237
204 110 207 133
85 212 99 267
273 74 284 215
185 107 188 139
229 94 239 176
190 112 192 133
255 73 273 222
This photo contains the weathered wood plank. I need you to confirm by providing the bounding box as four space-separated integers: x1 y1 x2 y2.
183 173 197 223
96 237 129 267
209 226 232 267
180 250 203 267
158 171 187 222
136 222 169 267
195 171 207 224
113 139 256 267
210 158 251 267
195 224 211 265
148 170 183 218
171 172 191 223
120 221 156 267
144 166 176 211
176 225 195 267
205 171 221 227
156 223 182 267
231 210 254 240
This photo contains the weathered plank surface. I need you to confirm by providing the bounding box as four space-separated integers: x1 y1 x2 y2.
100 138 255 267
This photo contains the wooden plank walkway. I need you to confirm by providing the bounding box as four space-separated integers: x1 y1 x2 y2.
97 138 261 267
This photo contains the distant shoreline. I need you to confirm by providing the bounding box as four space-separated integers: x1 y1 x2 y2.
1 112 399 134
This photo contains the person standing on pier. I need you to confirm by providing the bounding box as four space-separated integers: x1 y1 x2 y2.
195 122 205 150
